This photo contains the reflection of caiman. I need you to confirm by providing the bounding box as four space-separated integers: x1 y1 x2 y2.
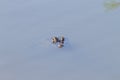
52 36 65 48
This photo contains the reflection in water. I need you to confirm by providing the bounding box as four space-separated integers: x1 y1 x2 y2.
104 0 120 11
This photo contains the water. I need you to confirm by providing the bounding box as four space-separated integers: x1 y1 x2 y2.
0 0 120 80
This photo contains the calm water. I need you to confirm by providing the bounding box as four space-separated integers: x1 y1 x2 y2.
0 0 120 80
